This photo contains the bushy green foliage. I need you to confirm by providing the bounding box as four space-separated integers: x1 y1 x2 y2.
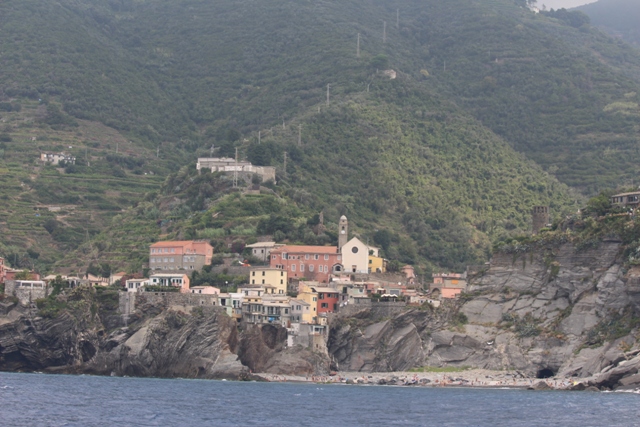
4 0 640 274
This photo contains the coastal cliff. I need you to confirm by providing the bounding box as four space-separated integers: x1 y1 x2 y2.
329 240 640 390
2 240 640 389
0 288 325 379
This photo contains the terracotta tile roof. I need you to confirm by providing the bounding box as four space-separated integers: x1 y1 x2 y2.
271 245 338 254
150 240 196 247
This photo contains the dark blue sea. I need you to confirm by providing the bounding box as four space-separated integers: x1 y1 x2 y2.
1 372 639 426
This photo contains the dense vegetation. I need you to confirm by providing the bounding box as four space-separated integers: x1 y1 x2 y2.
1 0 640 275
577 0 640 47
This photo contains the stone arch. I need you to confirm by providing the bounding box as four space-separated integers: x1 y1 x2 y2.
332 264 344 274
431 288 441 299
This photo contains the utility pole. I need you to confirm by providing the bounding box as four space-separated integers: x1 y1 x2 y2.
210 144 215 157
234 147 238 188
357 33 360 58
258 131 261 144
383 21 387 43
298 124 302 146
326 84 330 106
283 151 287 179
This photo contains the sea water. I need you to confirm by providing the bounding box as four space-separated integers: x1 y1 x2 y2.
1 372 639 426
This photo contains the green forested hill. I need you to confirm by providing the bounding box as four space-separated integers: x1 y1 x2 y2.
577 0 640 47
1 0 639 274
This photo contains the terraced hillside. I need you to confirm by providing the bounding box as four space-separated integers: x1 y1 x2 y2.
1 0 640 274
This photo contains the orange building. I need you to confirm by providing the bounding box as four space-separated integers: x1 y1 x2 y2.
270 246 343 283
149 240 213 271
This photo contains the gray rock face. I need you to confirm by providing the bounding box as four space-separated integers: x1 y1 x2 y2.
328 241 640 387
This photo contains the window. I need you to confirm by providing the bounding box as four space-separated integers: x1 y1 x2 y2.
262 271 265 276
300 264 305 272
325 265 328 272
262 280 265 284
280 280 283 284
150 258 155 263
309 265 314 272
352 246 359 254
285 308 289 314
291 265 296 272
337 255 341 261
313 297 317 302
319 293 324 299
324 254 329 260
304 254 309 260
321 303 328 308
272 255 276 260
251 280 255 284
252 272 255 276
369 259 372 264
280 271 284 276
282 253 287 259
170 258 174 262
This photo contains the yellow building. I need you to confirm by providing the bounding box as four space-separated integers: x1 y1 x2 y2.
249 267 288 294
297 287 318 324
368 255 386 273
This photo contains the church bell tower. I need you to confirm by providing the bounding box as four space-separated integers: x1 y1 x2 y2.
338 215 348 249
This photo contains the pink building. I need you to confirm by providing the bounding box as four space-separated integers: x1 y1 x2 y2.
270 246 343 283
431 273 467 299
149 240 214 271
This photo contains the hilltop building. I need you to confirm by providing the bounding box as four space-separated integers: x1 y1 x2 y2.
532 206 550 235
611 192 640 209
149 240 213 271
196 157 276 182
40 152 75 165
245 241 284 262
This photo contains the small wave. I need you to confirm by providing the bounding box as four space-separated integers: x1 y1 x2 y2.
0 385 14 389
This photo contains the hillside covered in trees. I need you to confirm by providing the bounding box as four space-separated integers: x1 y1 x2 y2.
577 0 640 47
1 0 639 275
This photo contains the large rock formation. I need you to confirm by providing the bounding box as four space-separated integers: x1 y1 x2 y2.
0 287 326 379
328 241 640 389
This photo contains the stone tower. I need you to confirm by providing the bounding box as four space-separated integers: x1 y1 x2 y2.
532 206 550 235
338 215 348 248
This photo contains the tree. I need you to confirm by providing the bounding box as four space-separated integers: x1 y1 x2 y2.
14 270 31 280
49 275 67 297
370 54 389 70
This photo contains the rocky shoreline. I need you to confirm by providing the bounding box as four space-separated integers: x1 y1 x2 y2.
254 368 638 393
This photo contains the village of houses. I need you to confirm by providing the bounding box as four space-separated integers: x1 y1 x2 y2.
1 154 601 350
1 211 470 349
